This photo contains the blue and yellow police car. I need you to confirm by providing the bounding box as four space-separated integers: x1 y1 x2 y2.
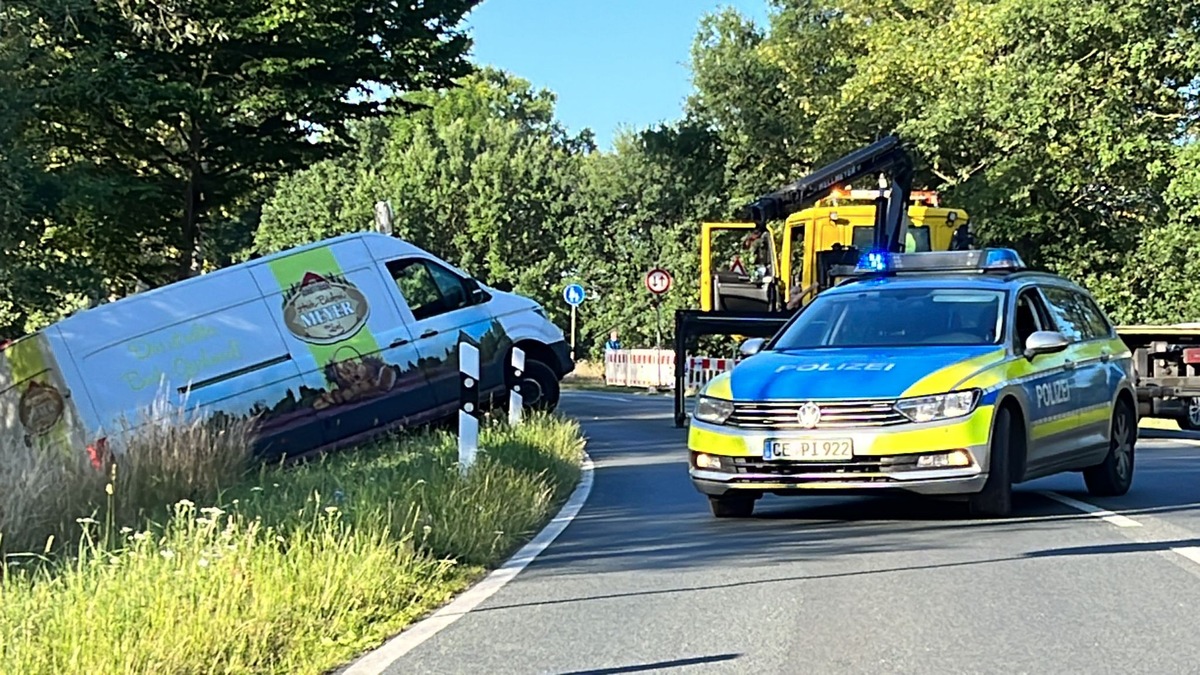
688 248 1137 518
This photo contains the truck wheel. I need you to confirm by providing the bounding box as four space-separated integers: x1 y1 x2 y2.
967 405 1014 518
520 359 560 413
709 494 755 518
1083 400 1135 497
1178 398 1200 431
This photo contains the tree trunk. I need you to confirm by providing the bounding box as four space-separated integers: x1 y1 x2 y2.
179 123 204 281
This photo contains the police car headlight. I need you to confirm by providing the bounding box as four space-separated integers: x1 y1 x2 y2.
894 390 980 423
694 396 734 425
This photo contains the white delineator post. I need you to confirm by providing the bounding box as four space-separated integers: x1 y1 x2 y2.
508 347 525 425
458 341 481 475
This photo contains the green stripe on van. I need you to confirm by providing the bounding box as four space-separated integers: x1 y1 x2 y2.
266 245 382 368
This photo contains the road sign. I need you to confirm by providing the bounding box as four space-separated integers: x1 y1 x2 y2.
563 283 585 307
645 268 673 295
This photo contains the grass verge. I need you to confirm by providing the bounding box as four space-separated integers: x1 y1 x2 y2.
0 412 585 674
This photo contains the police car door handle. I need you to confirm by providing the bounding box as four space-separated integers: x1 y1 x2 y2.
390 338 410 348
420 329 439 338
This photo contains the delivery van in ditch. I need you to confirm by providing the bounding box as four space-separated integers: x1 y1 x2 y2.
0 232 574 463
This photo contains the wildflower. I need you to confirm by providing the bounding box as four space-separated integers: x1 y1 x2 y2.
76 517 97 525
198 558 209 568
160 549 175 559
324 506 339 515
108 556 119 565
422 525 432 536
105 483 114 496
120 527 133 535
250 487 263 492
177 499 195 508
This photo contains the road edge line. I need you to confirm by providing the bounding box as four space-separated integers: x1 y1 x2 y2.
342 450 596 674
1037 490 1142 528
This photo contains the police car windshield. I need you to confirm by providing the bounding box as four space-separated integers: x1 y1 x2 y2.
775 287 1006 349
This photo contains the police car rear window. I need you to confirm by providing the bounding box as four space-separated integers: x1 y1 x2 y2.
775 288 1005 348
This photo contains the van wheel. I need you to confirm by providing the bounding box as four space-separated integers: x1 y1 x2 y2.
1084 400 1135 497
967 405 1014 518
520 360 560 412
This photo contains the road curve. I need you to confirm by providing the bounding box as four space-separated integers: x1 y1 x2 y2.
380 391 1200 674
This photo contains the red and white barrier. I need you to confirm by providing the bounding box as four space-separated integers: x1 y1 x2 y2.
685 356 738 390
604 350 740 390
604 349 674 388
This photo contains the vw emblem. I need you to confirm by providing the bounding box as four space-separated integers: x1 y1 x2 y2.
796 402 822 429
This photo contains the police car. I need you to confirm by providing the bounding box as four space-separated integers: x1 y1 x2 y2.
688 248 1137 518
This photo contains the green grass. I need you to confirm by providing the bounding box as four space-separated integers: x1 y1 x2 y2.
0 412 585 674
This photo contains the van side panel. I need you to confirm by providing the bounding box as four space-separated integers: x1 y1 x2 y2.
0 334 88 457
53 268 316 457
249 238 433 451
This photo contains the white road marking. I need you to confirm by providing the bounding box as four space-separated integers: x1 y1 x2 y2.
1172 547 1200 566
342 452 596 674
1038 491 1143 528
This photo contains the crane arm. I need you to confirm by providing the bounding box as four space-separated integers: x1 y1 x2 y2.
735 134 915 252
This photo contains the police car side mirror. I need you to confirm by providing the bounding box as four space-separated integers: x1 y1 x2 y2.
739 337 766 357
1024 331 1070 360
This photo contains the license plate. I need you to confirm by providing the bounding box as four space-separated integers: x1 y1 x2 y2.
763 438 853 461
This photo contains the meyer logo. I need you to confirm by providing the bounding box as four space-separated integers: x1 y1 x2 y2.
775 362 897 373
1035 380 1071 408
19 381 64 437
282 272 370 345
796 401 822 429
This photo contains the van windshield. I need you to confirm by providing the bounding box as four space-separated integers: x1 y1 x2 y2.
774 287 1006 348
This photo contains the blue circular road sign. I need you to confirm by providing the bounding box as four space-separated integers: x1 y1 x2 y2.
563 283 586 306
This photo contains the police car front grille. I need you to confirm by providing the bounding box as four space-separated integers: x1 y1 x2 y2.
726 400 907 429
732 454 919 477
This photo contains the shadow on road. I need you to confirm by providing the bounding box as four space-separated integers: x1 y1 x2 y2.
1026 538 1200 558
556 654 741 674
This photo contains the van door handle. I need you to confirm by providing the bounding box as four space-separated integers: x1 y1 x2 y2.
420 329 439 338
390 338 410 348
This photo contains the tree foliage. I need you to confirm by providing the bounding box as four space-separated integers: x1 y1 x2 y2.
0 0 479 337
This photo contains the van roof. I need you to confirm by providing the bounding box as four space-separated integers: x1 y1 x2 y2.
55 231 418 328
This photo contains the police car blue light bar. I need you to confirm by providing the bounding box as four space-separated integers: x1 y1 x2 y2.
852 248 1026 274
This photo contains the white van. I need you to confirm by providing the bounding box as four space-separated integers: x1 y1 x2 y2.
0 233 574 461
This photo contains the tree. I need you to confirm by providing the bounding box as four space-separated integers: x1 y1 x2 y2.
3 0 480 294
257 68 596 331
687 0 1200 319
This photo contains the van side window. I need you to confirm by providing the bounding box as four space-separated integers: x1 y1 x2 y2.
386 258 470 320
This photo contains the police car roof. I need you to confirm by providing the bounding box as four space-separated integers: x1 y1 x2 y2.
827 269 1070 294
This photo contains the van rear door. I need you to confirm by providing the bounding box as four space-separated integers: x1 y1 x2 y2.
0 334 88 457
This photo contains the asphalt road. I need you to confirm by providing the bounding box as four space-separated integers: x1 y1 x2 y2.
382 391 1200 674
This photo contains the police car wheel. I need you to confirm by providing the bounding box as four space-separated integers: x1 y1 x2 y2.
1083 400 1136 497
709 494 755 518
967 405 1014 518
521 360 560 413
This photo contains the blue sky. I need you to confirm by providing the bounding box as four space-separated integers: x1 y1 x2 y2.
461 0 772 151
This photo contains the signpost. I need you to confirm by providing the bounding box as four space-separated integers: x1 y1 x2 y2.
563 283 585 360
645 268 673 389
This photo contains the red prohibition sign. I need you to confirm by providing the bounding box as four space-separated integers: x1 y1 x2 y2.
645 268 673 295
